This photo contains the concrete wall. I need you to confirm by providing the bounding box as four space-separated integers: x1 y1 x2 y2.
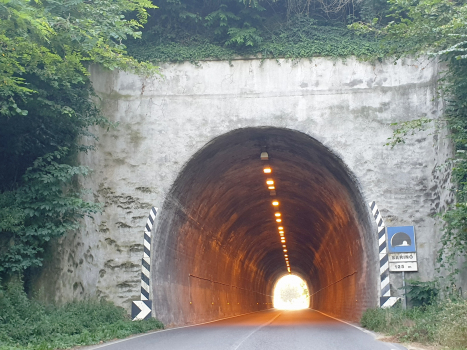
33 56 454 324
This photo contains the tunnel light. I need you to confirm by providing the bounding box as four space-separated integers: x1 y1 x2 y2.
263 167 272 174
284 254 288 257
276 219 282 223
275 213 281 217
266 179 274 185
283 249 287 252
279 233 284 237
287 267 291 273
282 245 286 248
268 186 275 190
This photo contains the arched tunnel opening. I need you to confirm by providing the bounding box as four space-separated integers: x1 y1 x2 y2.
273 274 310 310
152 127 377 327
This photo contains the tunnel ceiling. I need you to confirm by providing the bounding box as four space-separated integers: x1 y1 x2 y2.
154 127 376 325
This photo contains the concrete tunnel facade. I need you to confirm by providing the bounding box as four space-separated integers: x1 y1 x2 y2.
152 127 377 326
32 57 452 325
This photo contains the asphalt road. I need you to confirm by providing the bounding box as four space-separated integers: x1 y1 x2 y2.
94 309 407 350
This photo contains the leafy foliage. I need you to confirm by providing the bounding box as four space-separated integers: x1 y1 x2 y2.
385 118 433 147
129 15 396 64
405 279 439 307
0 150 101 275
126 0 397 63
0 278 163 350
0 0 157 278
361 299 467 348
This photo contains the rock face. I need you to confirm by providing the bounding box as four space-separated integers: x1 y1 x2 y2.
33 57 454 326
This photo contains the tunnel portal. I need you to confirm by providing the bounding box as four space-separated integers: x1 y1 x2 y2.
152 127 377 327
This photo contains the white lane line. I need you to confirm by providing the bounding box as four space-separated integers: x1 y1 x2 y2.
313 310 408 350
89 309 277 350
231 312 282 350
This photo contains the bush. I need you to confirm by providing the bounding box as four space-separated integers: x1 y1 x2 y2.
406 279 439 307
0 279 163 350
437 300 467 348
361 299 467 349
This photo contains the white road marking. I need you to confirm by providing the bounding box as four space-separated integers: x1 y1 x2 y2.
231 312 282 350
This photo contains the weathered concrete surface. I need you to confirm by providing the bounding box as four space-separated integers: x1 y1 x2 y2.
33 57 454 325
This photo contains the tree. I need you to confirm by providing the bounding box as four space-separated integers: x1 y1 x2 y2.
0 0 158 278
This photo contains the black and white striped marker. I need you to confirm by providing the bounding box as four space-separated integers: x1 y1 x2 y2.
132 207 157 321
369 201 399 308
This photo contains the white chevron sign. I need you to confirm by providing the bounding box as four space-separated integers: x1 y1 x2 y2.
132 300 152 320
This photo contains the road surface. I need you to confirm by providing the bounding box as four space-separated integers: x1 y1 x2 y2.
94 309 406 350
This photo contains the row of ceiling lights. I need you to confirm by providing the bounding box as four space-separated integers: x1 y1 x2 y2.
262 152 291 274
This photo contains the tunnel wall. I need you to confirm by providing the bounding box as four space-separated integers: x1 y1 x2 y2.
151 128 376 325
32 57 454 324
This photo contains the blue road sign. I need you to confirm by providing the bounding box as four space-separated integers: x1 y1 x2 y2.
387 226 416 253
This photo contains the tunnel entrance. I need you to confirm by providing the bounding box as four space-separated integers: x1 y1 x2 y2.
273 275 310 310
153 127 377 327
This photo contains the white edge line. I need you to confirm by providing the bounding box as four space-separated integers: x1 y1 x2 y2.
313 310 407 350
88 308 274 350
312 309 371 334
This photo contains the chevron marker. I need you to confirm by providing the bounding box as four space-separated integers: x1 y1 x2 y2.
369 201 400 307
132 300 152 320
132 207 157 321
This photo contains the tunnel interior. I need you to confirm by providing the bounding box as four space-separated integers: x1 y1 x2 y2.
152 127 377 327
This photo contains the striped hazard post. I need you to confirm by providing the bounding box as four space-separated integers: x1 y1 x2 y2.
369 201 399 308
132 207 157 320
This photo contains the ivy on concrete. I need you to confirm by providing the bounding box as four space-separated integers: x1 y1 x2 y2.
127 0 399 63
373 0 467 279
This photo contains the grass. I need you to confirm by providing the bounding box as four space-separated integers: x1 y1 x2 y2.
0 279 164 350
361 299 467 349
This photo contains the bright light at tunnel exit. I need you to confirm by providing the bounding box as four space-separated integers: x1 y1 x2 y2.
273 275 310 310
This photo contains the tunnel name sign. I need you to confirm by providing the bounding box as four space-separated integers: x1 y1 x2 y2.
387 226 418 272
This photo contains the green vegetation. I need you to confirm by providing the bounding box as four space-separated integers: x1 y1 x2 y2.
0 0 157 280
1 0 467 348
361 299 467 349
126 0 398 63
0 279 163 350
0 2 162 346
